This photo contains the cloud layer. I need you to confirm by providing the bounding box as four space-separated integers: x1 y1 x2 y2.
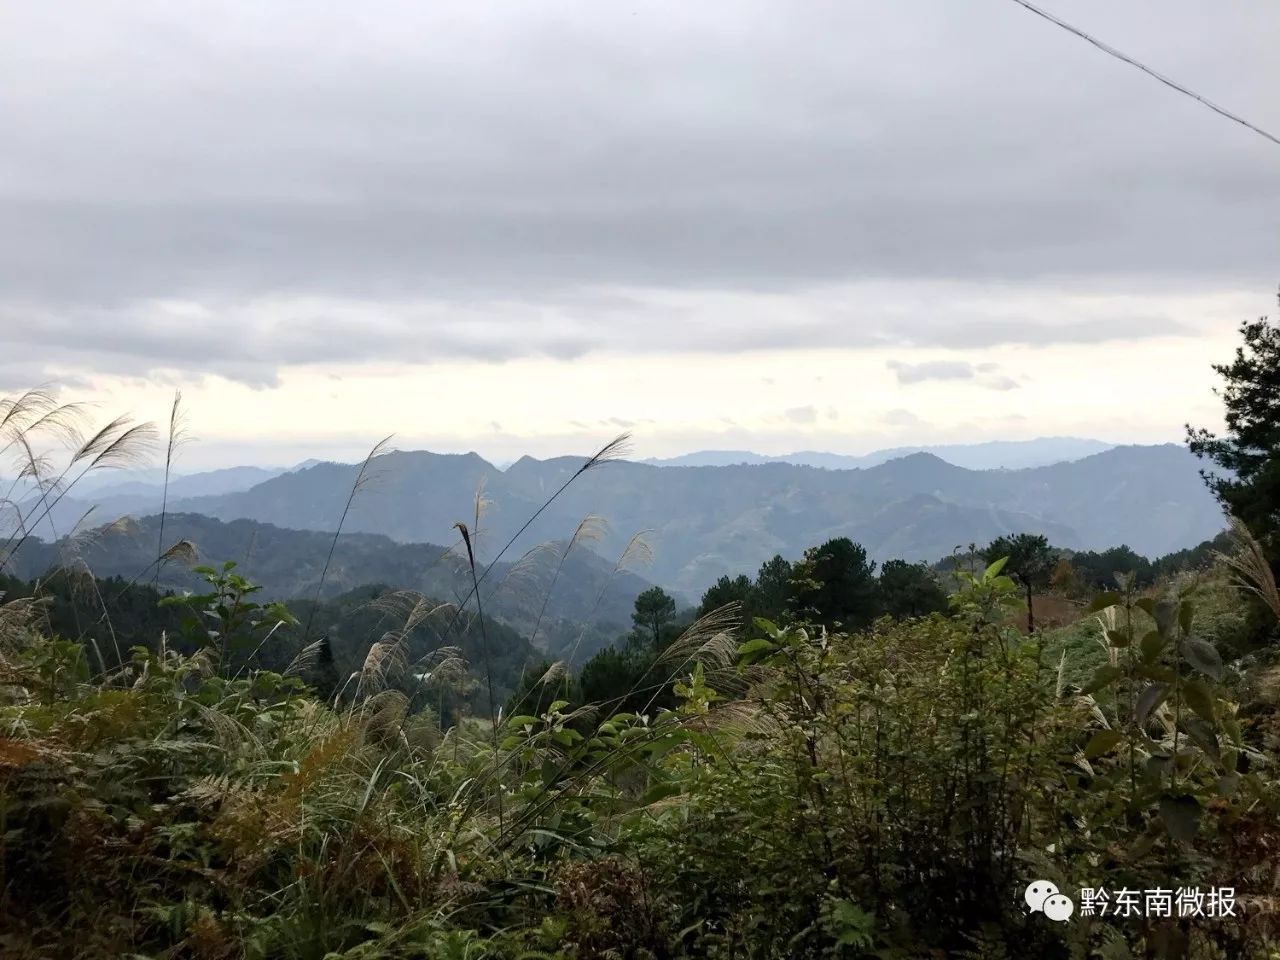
1 0 1275 418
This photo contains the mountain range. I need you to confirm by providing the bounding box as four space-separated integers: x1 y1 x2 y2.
643 437 1115 471
13 440 1220 598
8 513 654 659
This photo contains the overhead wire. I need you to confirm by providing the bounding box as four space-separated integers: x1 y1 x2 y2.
1007 0 1280 148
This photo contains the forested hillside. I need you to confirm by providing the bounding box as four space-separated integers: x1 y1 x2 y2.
84 443 1223 597
7 513 655 660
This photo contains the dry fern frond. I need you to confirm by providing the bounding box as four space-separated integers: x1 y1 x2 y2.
280 730 358 802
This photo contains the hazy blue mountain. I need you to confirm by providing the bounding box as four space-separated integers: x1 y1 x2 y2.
11 513 659 659
644 437 1114 471
74 442 1219 597
86 465 287 500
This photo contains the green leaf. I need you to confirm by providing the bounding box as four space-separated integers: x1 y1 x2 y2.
1140 629 1168 663
640 781 682 805
1182 678 1217 726
506 715 540 730
1081 664 1123 694
1135 597 1156 617
1159 794 1201 843
1083 729 1124 758
983 556 1009 578
1154 599 1178 637
1183 639 1223 680
1180 715 1220 761
1135 683 1170 727
1105 628 1131 648
1087 591 1122 613
1178 599 1195 635
736 638 778 663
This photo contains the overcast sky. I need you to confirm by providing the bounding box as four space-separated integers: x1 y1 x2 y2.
2 0 1277 469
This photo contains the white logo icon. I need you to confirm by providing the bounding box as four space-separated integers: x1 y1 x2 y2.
1025 881 1074 922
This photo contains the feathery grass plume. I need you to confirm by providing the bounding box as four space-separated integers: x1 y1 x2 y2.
302 435 394 641
446 433 632 619
103 527 193 605
283 637 329 678
655 603 743 670
357 632 411 699
526 514 609 649
1 412 157 570
631 603 745 716
72 415 158 471
489 539 559 609
558 530 655 668
682 696 772 736
453 520 497 729
160 538 199 568
500 658 572 726
155 390 191 584
358 689 410 739
538 660 568 687
194 701 263 755
368 591 455 654
0 389 86 462
471 476 492 558
0 390 85 537
0 593 44 654
1215 516 1280 622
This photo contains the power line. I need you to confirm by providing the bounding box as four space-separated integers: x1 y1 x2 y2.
1007 0 1280 149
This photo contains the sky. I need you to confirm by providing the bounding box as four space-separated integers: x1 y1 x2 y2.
2 0 1277 470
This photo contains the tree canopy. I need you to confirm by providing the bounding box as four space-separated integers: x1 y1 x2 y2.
982 533 1055 632
1187 304 1280 566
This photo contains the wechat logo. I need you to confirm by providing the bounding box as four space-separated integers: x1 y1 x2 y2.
1025 881 1075 922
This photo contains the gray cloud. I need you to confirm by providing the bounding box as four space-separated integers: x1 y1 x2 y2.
1 1 1276 382
888 360 977 384
784 405 818 424
888 359 1023 391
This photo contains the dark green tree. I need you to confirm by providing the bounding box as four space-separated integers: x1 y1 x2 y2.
753 554 795 622
1187 303 1280 564
790 537 880 630
981 533 1055 632
576 645 658 714
697 574 754 628
877 559 947 619
1070 545 1154 590
632 586 678 652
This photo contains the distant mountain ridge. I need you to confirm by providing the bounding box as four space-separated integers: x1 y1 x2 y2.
16 440 1224 598
643 437 1115 471
112 443 1222 596
11 513 657 657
